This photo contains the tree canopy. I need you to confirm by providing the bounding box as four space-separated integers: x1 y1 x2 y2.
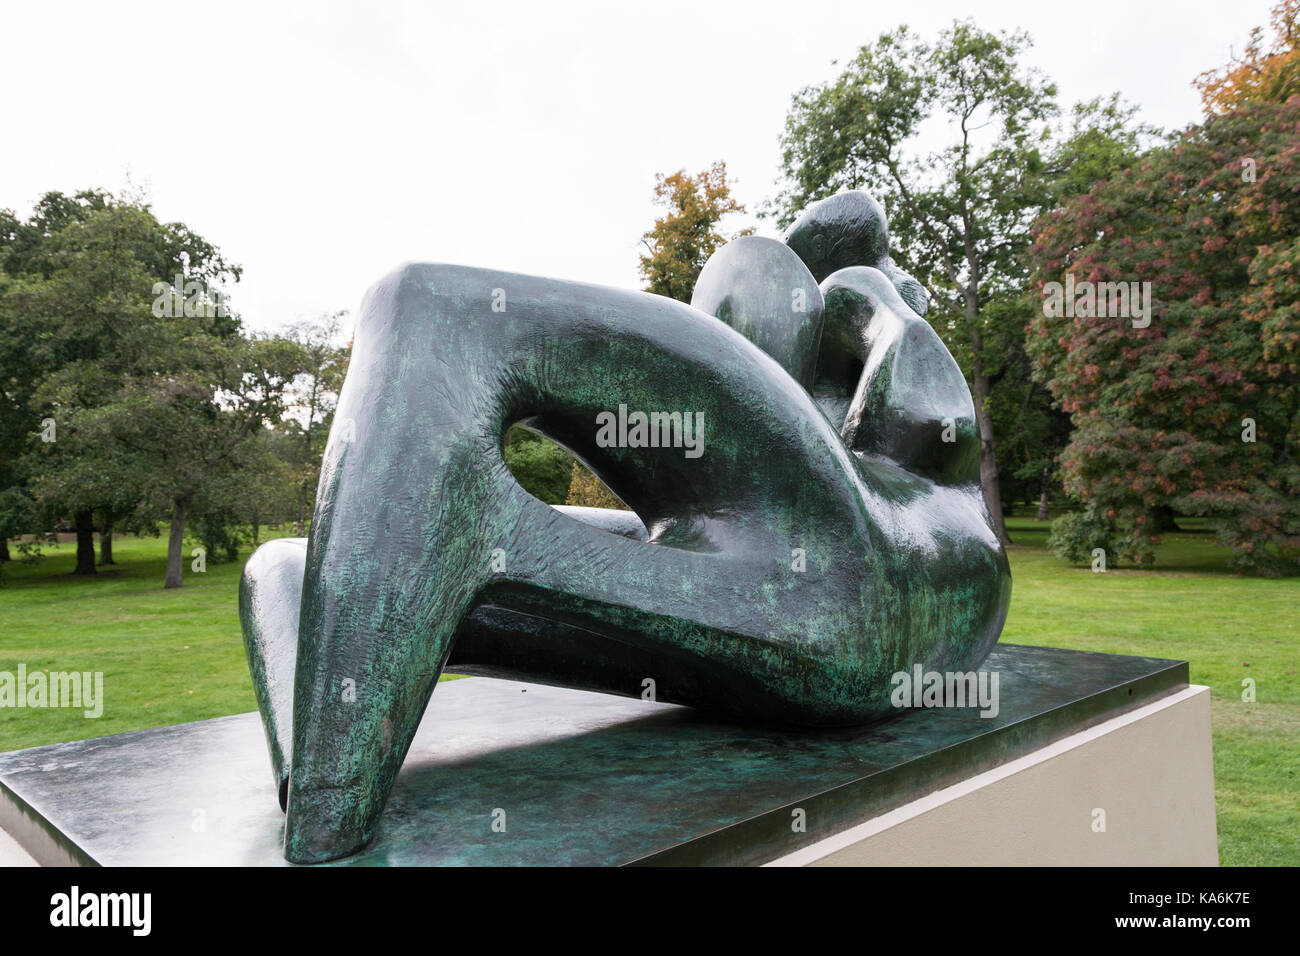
1027 97 1300 574
0 191 331 586
1195 0 1300 115
638 161 751 302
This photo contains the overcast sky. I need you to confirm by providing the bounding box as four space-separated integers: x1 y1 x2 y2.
0 0 1275 338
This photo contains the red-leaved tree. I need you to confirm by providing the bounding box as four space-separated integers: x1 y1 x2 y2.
1026 98 1300 574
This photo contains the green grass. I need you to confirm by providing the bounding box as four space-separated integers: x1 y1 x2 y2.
0 531 290 747
0 521 1296 864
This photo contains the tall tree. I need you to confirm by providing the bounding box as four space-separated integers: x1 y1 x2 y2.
770 21 1063 545
638 161 752 302
770 25 1155 541
0 191 112 567
2 198 238 573
998 96 1157 521
282 312 350 534
88 328 303 587
0 191 294 586
235 427 299 546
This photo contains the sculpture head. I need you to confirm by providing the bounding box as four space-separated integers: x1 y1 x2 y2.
784 190 890 282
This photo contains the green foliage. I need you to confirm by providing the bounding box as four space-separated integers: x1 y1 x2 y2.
638 161 751 302
1045 95 1158 201
232 427 300 542
565 460 623 509
976 294 1073 514
504 426 623 510
989 97 1157 518
0 199 174 552
1027 97 1300 575
0 190 311 586
502 425 573 505
190 508 243 564
1046 510 1118 565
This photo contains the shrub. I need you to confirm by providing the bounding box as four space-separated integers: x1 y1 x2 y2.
1048 510 1118 566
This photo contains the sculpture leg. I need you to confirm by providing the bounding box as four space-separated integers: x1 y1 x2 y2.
240 509 647 816
284 433 497 862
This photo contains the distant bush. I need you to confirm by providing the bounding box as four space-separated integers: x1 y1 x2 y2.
1048 511 1118 566
190 510 243 564
565 461 624 510
502 426 574 505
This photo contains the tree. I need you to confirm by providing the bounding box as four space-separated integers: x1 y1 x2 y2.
771 22 1065 545
502 425 574 505
0 192 240 577
1026 97 1300 574
1195 0 1300 115
975 294 1068 518
0 191 112 568
996 96 1157 521
769 24 1160 540
638 161 752 302
237 426 300 545
282 312 350 534
565 460 623 509
0 307 31 565
90 328 303 587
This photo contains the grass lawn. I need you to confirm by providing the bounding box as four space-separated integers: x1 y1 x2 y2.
0 520 1295 864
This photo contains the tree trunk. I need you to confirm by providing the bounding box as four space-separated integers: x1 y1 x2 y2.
961 263 1011 546
0 538 9 562
966 355 1010 546
974 401 1010 545
164 500 188 589
297 483 307 537
74 510 96 575
1151 505 1179 533
1036 468 1052 522
98 521 115 565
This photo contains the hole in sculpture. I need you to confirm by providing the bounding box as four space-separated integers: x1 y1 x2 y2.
502 423 628 513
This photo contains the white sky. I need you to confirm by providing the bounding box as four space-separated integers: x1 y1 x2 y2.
0 0 1275 339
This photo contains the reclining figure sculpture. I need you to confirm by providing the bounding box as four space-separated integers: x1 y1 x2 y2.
240 190 1011 863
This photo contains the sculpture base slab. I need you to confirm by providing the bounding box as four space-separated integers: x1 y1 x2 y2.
0 644 1212 866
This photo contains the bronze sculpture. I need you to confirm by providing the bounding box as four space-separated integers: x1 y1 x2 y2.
240 190 1011 863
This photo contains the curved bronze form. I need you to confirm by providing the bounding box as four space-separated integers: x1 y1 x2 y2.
240 190 1011 863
